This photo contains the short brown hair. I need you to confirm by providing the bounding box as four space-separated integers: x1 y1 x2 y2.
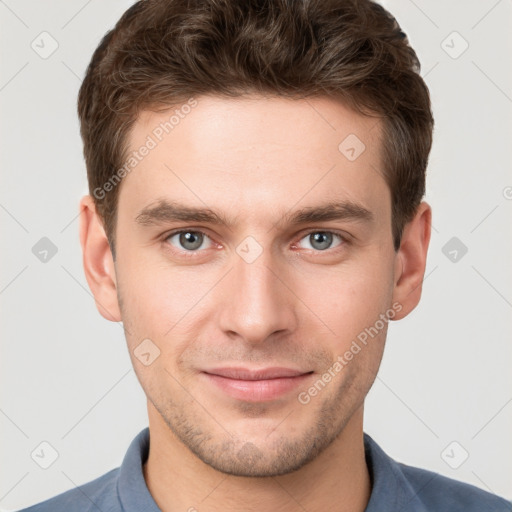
78 0 433 259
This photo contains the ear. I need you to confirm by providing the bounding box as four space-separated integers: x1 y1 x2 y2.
79 195 121 322
391 201 432 320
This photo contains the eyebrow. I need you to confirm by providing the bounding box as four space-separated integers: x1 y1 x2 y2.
135 199 374 229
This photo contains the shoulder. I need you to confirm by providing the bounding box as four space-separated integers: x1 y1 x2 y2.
397 461 512 512
363 433 511 512
16 467 121 512
17 427 154 512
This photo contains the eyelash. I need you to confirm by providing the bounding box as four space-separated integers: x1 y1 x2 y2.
161 228 350 258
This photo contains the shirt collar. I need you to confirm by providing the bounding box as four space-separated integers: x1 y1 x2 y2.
116 427 427 511
363 432 429 512
117 427 160 511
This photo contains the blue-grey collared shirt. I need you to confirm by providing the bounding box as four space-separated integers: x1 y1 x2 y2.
18 427 511 511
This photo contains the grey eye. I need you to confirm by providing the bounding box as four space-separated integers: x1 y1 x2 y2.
310 232 332 250
298 232 343 251
168 231 211 251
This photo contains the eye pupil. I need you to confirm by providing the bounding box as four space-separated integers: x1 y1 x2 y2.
310 232 332 250
179 231 203 250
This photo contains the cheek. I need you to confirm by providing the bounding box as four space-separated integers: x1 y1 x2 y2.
299 258 394 341
120 253 200 320
117 255 221 368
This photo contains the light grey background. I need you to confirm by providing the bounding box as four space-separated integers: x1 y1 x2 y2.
1 0 511 510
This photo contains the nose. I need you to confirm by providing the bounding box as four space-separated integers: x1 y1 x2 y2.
217 247 298 345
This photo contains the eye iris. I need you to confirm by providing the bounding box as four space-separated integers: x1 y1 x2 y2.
310 232 332 250
179 231 203 250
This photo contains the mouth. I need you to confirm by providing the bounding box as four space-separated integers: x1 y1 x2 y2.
201 367 314 402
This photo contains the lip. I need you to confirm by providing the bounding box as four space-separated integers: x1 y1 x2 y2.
202 367 314 402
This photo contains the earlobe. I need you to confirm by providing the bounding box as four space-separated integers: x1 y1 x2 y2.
391 202 432 320
79 195 122 322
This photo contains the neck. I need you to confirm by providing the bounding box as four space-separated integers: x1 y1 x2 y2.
143 402 371 512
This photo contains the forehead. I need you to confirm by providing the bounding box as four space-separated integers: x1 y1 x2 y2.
119 94 388 226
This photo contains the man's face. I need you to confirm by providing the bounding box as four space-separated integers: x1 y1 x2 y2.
113 95 399 476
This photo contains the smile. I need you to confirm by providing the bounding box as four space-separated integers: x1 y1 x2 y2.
201 367 314 402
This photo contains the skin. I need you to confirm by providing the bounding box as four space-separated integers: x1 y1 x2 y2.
79 94 431 512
